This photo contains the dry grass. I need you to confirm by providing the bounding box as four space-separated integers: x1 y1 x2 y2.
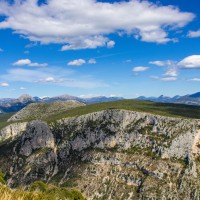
0 182 85 200
0 185 25 200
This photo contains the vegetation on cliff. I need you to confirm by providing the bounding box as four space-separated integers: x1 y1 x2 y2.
0 174 84 200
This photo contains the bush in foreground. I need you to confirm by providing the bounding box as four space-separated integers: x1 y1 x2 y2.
0 179 85 200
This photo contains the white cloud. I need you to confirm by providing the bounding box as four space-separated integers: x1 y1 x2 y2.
0 82 9 87
163 66 178 77
139 29 171 43
150 75 177 81
0 67 108 89
29 62 48 67
20 87 26 90
1 68 71 83
13 59 31 66
150 60 178 77
150 55 200 81
88 59 96 64
188 78 200 82
61 36 108 51
36 77 65 84
132 66 149 72
107 41 115 48
149 61 165 66
0 48 3 52
44 77 56 82
0 0 194 49
178 55 200 69
149 60 174 66
13 59 48 67
67 59 86 66
161 77 177 81
188 30 200 38
25 42 38 48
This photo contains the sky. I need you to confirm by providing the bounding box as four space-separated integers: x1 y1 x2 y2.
0 0 200 98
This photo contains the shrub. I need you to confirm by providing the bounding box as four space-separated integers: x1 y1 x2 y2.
0 171 6 185
29 181 48 192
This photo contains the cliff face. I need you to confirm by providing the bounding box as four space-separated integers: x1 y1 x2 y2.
0 109 200 199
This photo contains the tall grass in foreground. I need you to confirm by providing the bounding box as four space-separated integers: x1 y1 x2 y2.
0 172 85 200
0 183 85 200
0 185 25 200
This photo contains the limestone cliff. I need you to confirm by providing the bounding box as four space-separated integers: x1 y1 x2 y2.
0 109 200 199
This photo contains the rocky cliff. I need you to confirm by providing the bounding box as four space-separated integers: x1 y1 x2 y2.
0 109 200 199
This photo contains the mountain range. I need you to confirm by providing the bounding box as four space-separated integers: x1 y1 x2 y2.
137 92 200 106
0 94 124 114
1 91 200 114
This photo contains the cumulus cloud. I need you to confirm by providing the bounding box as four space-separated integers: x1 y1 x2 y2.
61 36 109 51
13 59 31 66
67 59 86 66
178 55 200 69
88 59 96 64
188 30 200 38
0 0 194 49
163 66 178 77
150 55 200 81
132 66 149 72
107 41 115 48
150 59 178 77
0 82 9 87
13 59 48 67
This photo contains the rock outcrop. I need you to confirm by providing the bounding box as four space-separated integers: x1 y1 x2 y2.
19 121 55 156
0 122 27 141
0 109 200 199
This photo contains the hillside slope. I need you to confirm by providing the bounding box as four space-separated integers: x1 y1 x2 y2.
1 109 200 199
8 100 85 122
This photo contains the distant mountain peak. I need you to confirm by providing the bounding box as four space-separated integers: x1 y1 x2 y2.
189 92 200 98
17 94 34 103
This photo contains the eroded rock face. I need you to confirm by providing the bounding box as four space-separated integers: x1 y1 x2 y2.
1 110 200 199
20 121 55 156
0 122 27 141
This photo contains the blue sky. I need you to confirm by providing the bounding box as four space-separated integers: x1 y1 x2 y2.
0 0 200 98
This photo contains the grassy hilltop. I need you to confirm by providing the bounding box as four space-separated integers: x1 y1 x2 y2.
45 100 200 122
